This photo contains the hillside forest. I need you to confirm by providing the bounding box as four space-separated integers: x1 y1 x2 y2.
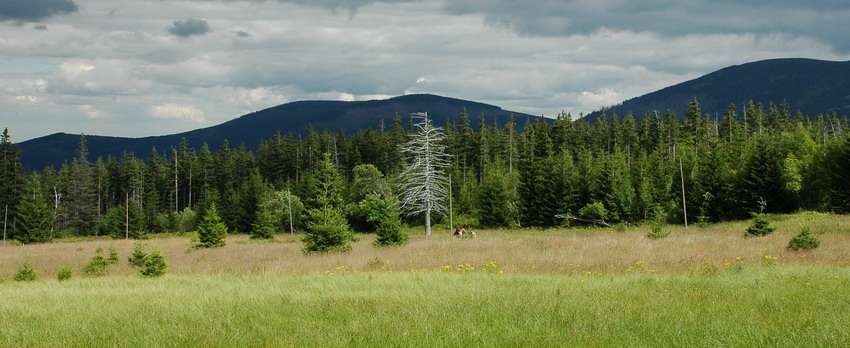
2 98 849 245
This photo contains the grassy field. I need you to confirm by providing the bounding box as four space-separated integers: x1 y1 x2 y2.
1 212 849 346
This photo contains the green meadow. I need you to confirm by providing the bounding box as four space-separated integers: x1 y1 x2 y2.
2 268 849 347
2 213 850 347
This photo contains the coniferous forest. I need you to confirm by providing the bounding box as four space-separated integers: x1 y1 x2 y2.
2 98 849 244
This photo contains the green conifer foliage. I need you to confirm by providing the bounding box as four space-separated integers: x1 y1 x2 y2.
251 193 279 239
829 136 850 213
738 136 793 215
788 227 820 250
745 201 775 237
99 201 147 239
360 193 407 246
1 128 24 242
477 164 512 227
303 154 352 252
16 175 54 244
196 203 227 248
140 250 168 277
13 260 37 281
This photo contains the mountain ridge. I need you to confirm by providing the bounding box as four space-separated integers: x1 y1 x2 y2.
18 94 537 169
584 58 850 122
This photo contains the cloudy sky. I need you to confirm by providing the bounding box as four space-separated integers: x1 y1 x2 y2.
2 0 849 141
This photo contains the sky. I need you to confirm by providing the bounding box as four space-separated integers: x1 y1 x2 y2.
2 0 850 142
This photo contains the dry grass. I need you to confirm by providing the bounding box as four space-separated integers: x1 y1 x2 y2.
2 212 849 278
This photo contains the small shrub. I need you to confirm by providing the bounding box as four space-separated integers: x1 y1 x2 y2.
128 242 148 267
788 227 821 251
695 215 710 228
140 250 168 277
175 208 198 233
107 244 120 264
745 200 775 237
646 208 670 239
745 213 775 237
195 203 227 248
83 253 111 277
579 201 608 225
13 260 38 282
57 265 74 281
361 194 408 246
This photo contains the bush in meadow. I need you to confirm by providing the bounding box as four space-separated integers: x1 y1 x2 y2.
646 207 670 239
788 227 820 250
128 242 148 267
13 260 37 282
745 200 774 237
57 265 74 281
360 193 408 246
83 250 111 277
140 250 168 277
195 203 227 248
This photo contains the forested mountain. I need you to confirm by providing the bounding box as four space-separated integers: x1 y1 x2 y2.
2 96 849 245
584 58 850 123
17 94 537 169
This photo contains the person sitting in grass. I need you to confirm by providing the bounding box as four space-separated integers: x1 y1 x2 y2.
453 225 461 237
460 227 466 237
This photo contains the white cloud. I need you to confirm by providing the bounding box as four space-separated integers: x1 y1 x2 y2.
149 103 206 123
14 95 40 104
578 88 622 110
77 104 109 119
2 0 850 142
226 86 289 109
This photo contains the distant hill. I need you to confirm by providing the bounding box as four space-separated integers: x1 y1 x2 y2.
584 58 850 123
18 94 537 169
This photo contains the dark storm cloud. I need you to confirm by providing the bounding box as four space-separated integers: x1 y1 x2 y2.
441 0 850 52
167 18 211 37
0 0 78 22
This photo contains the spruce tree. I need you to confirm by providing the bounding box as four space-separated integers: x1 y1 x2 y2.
64 135 98 235
477 163 511 227
15 174 54 244
737 135 793 216
360 193 407 246
1 128 23 242
745 200 775 237
828 135 850 213
251 192 279 239
196 202 227 248
303 154 352 252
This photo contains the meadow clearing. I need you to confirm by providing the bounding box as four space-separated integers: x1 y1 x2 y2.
1 212 849 346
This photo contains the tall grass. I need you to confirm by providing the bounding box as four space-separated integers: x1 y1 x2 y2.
1 266 848 346
2 212 849 346
2 212 849 278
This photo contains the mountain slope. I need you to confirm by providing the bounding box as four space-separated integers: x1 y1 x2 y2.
18 94 537 169
584 58 850 122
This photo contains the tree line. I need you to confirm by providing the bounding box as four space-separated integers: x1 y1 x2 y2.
1 98 849 245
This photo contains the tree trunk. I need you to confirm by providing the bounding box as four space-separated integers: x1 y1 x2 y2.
3 204 7 246
424 206 431 236
174 149 179 214
680 158 688 228
287 191 294 234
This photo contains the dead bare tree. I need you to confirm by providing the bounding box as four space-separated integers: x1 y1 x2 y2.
398 112 451 236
